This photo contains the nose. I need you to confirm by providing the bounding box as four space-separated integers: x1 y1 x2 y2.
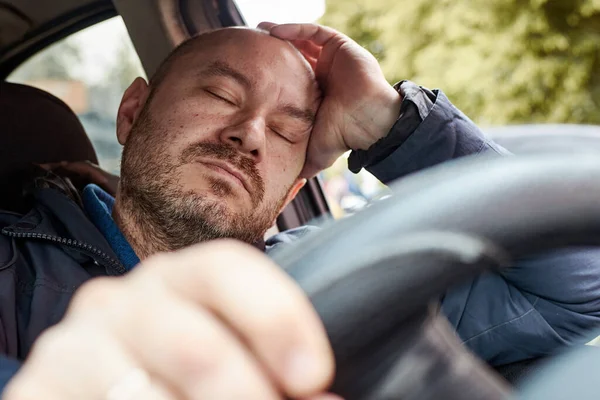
219 115 266 162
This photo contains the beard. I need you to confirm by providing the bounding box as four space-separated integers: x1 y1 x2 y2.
118 102 292 252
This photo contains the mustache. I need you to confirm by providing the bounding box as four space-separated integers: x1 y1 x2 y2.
180 142 265 201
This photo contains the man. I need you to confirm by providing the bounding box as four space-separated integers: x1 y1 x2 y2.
1 22 600 399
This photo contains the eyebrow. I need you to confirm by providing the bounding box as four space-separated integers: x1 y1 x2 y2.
201 61 252 90
278 103 316 126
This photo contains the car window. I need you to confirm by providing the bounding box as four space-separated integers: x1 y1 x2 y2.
7 16 146 175
234 0 325 27
320 152 390 218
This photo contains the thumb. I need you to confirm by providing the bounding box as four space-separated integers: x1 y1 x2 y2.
300 160 321 180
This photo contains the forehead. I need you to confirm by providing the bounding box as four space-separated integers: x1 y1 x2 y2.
175 29 316 94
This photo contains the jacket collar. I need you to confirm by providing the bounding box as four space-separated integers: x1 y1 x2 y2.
2 182 122 275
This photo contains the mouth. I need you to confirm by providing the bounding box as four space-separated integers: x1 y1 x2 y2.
197 159 251 194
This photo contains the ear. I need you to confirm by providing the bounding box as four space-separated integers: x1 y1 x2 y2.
279 178 307 213
116 77 150 145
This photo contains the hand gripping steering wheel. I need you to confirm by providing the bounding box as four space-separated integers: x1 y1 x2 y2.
271 153 600 400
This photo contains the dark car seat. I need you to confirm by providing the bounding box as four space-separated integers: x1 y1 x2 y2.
0 81 98 212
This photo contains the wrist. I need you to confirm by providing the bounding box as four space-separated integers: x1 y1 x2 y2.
360 85 403 149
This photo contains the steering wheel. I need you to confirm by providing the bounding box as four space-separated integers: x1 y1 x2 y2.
270 152 600 400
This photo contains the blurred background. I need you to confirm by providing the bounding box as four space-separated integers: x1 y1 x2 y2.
7 0 600 218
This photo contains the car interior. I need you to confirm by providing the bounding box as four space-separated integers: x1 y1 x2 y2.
2 1 600 399
0 80 98 212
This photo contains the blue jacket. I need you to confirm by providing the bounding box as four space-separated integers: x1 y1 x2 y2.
1 82 600 391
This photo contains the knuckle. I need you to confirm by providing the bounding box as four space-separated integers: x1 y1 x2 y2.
203 240 274 270
31 325 63 351
172 342 219 377
136 252 175 275
29 325 77 361
168 320 228 377
251 295 305 336
68 277 124 314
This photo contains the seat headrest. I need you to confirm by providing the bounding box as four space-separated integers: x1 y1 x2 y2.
0 81 99 212
0 81 98 167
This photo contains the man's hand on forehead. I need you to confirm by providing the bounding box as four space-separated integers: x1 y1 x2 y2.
258 22 323 71
259 22 402 178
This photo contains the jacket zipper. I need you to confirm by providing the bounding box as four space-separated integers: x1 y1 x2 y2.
1 229 126 275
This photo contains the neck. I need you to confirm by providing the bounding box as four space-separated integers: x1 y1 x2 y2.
112 191 170 260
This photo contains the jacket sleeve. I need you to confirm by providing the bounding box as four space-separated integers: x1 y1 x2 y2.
442 248 600 366
348 81 510 184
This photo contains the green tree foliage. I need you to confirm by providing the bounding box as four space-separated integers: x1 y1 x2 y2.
321 0 600 125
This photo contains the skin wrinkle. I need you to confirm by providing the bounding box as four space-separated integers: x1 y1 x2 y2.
201 61 253 91
113 28 320 259
179 142 265 206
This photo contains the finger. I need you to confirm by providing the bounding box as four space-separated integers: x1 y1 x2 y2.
103 174 121 196
257 21 277 31
3 325 176 400
268 23 341 46
60 161 103 176
64 162 113 187
292 40 322 59
97 277 281 400
140 241 335 398
39 160 109 185
261 24 323 59
289 40 319 71
304 55 318 71
36 161 66 170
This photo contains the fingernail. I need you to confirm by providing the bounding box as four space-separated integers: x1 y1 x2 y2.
257 21 277 30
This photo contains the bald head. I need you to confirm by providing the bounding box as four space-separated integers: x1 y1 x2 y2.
150 27 314 91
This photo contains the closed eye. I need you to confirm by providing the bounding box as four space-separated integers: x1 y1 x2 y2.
269 126 294 144
205 89 236 106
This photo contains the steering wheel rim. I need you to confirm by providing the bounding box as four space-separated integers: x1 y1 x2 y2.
271 152 600 399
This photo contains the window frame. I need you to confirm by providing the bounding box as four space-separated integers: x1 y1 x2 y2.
0 2 117 80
